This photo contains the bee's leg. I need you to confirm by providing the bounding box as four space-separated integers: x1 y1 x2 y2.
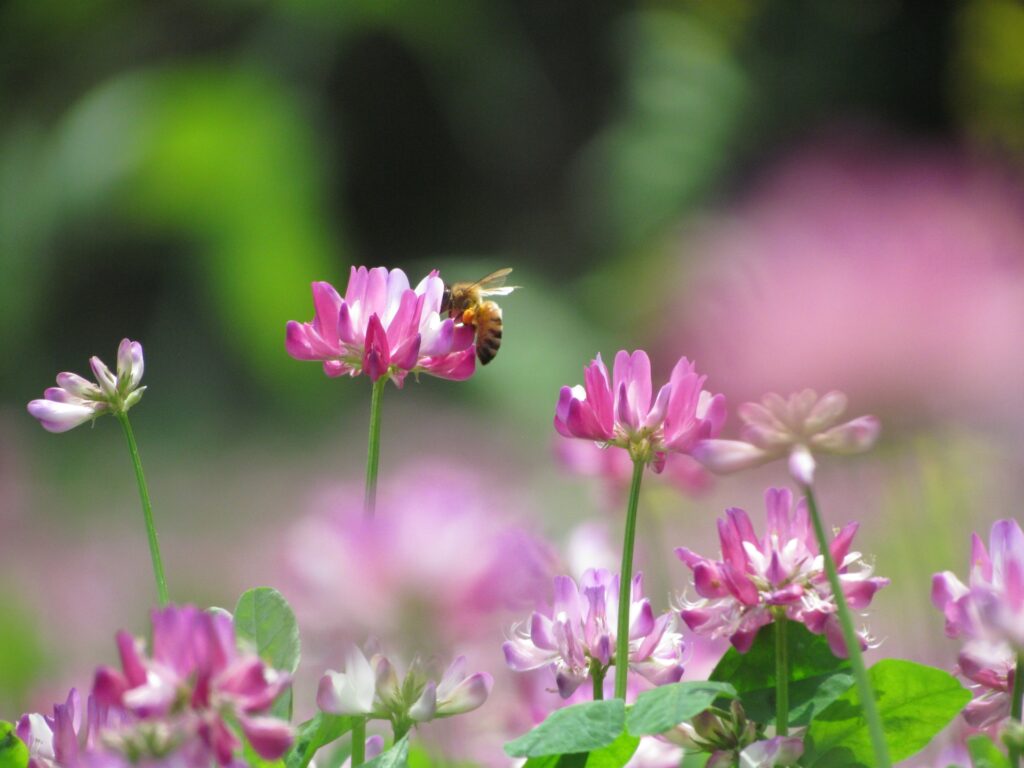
461 308 477 326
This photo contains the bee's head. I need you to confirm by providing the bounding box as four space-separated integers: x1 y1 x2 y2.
440 284 452 316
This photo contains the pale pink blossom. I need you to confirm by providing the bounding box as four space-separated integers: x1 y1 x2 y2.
92 605 293 766
956 640 1015 728
317 643 492 732
27 339 146 432
677 488 888 657
285 267 476 386
555 439 712 498
554 351 725 471
503 568 685 697
932 519 1024 648
693 390 879 485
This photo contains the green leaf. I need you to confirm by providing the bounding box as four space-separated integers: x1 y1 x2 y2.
967 735 1012 768
626 682 736 736
521 731 639 768
364 736 410 768
0 722 28 768
710 622 853 726
234 587 301 720
505 700 626 758
285 713 355 768
801 659 972 767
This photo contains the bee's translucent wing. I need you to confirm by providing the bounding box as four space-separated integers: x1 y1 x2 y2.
473 267 518 297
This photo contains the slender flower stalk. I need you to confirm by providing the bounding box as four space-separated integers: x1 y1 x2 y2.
615 459 644 699
351 719 366 767
803 485 889 768
116 413 169 606
774 612 789 737
363 377 386 517
1013 653 1024 767
591 661 606 701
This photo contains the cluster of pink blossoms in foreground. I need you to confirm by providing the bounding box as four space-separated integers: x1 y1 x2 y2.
18 606 294 768
285 267 476 386
503 568 686 697
933 519 1024 726
677 488 889 656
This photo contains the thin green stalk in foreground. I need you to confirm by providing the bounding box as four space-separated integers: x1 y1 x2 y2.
803 484 890 768
774 612 789 736
351 718 366 767
614 459 645 700
363 377 387 517
1010 652 1024 766
116 412 169 606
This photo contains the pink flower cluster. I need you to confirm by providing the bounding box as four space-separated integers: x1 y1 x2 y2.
18 605 294 768
554 351 725 470
285 267 476 386
933 519 1024 727
503 568 685 698
677 488 888 657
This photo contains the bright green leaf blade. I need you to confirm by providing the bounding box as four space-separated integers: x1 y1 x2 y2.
802 659 972 767
505 700 626 758
234 587 301 721
626 682 736 736
586 730 640 768
967 734 1012 768
364 736 410 768
285 713 355 768
0 722 28 768
709 622 853 726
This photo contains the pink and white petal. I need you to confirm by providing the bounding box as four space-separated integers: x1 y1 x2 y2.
239 715 294 760
27 399 100 432
436 672 492 716
787 445 816 486
811 416 880 454
55 372 103 399
692 440 773 475
805 391 848 433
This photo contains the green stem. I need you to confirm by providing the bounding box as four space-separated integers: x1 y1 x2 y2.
116 413 169 606
804 485 889 768
351 718 366 767
774 612 789 736
592 661 606 701
363 377 386 518
1010 653 1024 767
614 459 645 700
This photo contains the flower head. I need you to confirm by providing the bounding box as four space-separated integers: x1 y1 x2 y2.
667 701 802 768
317 643 492 735
933 519 1024 649
693 390 879 485
554 351 725 471
92 605 294 766
285 267 476 386
28 339 146 432
503 568 685 698
677 488 888 657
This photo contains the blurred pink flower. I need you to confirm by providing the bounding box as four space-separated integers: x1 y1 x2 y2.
281 462 557 647
665 140 1024 422
554 351 725 471
17 688 122 768
556 439 711 498
285 267 476 386
933 519 1024 648
93 605 293 766
693 390 879 485
677 488 888 657
957 640 1015 728
27 339 146 432
503 568 685 698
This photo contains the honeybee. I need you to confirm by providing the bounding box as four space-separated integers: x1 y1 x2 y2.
440 268 517 364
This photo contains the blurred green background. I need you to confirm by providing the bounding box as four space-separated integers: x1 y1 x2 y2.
3 1 1024 753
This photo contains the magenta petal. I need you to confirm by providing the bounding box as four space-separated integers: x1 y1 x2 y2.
240 715 294 760
363 314 390 382
92 667 127 707
829 522 860 566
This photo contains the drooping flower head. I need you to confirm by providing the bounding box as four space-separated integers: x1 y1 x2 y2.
554 351 725 471
933 519 1024 649
693 390 879 485
677 488 889 657
503 568 686 698
317 643 492 736
92 604 294 766
27 339 146 433
285 267 476 386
